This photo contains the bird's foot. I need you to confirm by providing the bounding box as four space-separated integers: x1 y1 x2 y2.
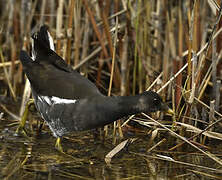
15 125 29 138
15 99 34 138
55 138 88 161
55 137 64 153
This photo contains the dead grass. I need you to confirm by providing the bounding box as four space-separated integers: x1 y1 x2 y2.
0 0 222 176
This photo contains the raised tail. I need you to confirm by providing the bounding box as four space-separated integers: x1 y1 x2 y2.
32 25 55 60
30 25 72 72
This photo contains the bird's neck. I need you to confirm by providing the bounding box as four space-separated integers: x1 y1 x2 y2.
112 95 147 116
98 95 148 123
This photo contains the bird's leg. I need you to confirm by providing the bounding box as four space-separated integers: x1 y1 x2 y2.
36 121 45 135
16 99 34 137
55 138 85 160
55 137 64 153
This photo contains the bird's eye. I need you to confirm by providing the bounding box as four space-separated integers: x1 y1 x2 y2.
153 98 160 106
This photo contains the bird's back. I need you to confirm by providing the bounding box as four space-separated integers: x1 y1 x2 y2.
20 26 102 100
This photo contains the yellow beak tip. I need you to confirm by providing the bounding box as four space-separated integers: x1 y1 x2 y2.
166 108 174 115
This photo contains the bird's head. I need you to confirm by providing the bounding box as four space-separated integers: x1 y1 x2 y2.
139 91 173 114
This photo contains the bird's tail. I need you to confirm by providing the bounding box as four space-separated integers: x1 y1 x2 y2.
31 25 55 60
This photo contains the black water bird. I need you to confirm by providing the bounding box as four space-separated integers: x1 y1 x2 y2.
18 25 173 152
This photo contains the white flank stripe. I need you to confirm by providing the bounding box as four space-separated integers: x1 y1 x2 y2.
51 96 76 104
47 31 55 51
39 95 76 105
38 96 52 105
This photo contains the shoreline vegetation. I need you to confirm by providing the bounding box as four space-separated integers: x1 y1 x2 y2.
0 1 222 179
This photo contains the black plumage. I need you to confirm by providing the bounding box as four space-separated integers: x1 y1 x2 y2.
19 26 172 150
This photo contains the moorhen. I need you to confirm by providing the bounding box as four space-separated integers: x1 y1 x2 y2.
18 25 173 152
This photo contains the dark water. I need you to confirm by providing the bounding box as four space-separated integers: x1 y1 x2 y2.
0 117 221 180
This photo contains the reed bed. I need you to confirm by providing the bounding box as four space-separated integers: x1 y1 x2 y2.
0 0 222 178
